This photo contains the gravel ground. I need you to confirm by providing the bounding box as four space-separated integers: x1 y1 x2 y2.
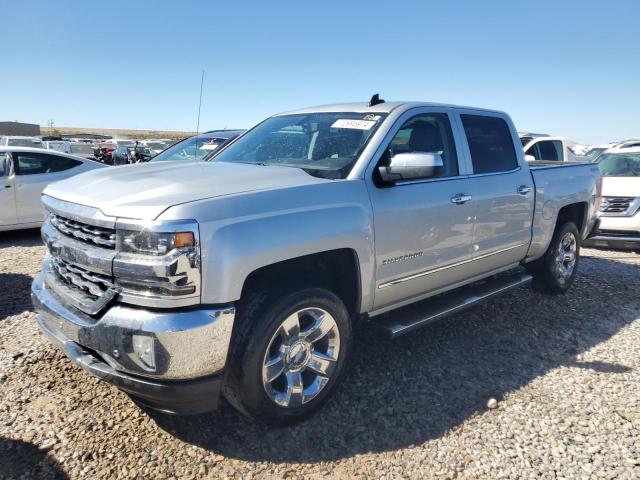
1 229 639 479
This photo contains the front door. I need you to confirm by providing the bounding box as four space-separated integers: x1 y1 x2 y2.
13 151 82 224
0 152 17 228
368 110 475 311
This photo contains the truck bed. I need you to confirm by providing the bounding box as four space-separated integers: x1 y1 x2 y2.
526 160 601 261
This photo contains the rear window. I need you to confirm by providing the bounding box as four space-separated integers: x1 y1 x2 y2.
461 115 518 174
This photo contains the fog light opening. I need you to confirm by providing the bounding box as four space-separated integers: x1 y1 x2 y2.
132 334 156 370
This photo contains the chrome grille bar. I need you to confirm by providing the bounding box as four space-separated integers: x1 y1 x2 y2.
51 257 115 298
50 213 116 248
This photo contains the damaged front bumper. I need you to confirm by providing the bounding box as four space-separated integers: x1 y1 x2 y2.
31 271 235 414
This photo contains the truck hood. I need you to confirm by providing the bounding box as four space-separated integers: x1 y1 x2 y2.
601 176 640 197
43 161 329 220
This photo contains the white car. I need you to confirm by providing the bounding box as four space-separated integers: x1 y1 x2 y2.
519 133 579 162
0 147 105 232
584 147 640 253
0 136 44 149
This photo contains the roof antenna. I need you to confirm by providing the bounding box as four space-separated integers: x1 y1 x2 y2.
369 93 385 107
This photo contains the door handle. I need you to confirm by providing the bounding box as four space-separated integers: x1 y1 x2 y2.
517 185 532 195
3 185 11 189
451 194 472 205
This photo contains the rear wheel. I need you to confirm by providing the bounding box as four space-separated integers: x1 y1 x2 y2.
526 221 580 294
224 287 352 425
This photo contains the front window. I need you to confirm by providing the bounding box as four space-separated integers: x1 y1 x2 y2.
209 112 388 179
597 152 640 177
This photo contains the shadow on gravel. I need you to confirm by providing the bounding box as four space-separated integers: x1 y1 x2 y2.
0 437 68 479
109 255 640 463
0 273 36 320
148 254 640 462
0 228 42 249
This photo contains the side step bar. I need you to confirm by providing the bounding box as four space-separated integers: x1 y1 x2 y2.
374 269 533 339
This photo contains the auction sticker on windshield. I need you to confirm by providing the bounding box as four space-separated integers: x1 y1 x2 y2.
331 119 376 130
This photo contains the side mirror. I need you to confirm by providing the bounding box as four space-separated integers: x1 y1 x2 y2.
525 154 536 162
378 152 444 183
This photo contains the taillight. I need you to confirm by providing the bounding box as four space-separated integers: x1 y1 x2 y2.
595 176 604 212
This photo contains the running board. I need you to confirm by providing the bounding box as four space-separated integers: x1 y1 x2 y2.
374 270 533 339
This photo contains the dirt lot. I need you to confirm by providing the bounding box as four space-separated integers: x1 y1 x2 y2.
0 229 638 479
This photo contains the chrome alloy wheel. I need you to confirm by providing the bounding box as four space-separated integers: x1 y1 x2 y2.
262 307 340 408
554 231 577 285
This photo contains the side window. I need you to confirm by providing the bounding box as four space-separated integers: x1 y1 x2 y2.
537 140 561 161
461 115 518 174
47 154 82 173
14 152 80 175
384 113 459 178
1 153 10 176
525 143 541 160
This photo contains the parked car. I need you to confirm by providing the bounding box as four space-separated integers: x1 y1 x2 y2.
138 140 169 156
111 145 153 165
150 130 245 162
68 142 99 160
520 133 579 162
0 147 105 232
32 100 600 425
583 147 640 253
0 136 44 149
43 140 72 153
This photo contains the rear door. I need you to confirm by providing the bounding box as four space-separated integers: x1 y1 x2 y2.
13 151 83 223
367 108 476 310
456 112 535 275
0 152 17 228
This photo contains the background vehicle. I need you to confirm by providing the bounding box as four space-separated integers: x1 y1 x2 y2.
69 142 99 160
43 140 72 153
520 133 579 162
111 145 153 165
583 147 640 253
138 140 169 155
0 136 44 148
582 145 610 162
32 100 600 425
0 147 105 231
150 129 245 162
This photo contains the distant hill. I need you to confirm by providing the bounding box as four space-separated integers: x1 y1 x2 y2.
41 126 196 140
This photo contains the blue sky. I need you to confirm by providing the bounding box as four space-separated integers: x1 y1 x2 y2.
2 0 638 144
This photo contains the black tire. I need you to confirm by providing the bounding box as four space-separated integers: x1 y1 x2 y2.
526 221 581 294
223 287 352 426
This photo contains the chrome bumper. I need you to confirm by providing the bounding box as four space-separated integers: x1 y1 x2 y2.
31 273 235 381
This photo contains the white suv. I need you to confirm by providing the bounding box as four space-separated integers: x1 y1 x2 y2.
584 147 640 253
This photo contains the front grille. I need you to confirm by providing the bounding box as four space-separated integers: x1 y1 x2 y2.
51 256 115 298
601 197 635 214
50 213 116 248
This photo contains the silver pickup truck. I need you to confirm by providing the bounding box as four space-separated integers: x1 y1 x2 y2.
31 99 602 424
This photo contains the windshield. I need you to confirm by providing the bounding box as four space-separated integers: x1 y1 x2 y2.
116 140 135 146
151 135 226 162
209 112 388 179
597 152 640 176
146 142 166 150
9 138 43 148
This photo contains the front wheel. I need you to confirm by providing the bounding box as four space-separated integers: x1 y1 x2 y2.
526 221 580 294
224 287 352 425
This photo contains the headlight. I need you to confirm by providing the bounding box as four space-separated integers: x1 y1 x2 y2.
112 220 201 306
118 229 195 255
